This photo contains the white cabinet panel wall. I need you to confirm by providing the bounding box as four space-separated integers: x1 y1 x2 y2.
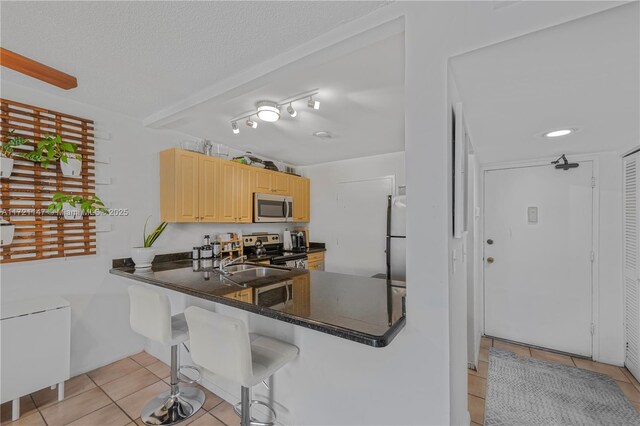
1 297 70 420
624 151 640 380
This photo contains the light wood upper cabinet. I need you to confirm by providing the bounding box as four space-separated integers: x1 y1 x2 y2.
160 149 200 222
218 160 237 222
252 168 291 196
273 173 290 195
160 148 309 223
235 164 252 223
199 156 221 222
253 169 272 194
291 176 310 223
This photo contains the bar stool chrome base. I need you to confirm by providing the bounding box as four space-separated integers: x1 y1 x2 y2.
233 386 276 426
141 387 205 426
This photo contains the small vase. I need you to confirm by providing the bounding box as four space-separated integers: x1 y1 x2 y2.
63 202 83 220
0 219 15 246
1 157 14 178
131 247 157 268
60 157 82 177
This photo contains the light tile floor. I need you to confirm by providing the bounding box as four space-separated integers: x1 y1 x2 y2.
0 352 234 426
468 336 640 425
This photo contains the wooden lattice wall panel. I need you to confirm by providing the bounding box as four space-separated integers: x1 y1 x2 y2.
0 99 96 263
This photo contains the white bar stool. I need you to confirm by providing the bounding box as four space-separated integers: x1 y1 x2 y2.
128 285 205 425
184 306 299 426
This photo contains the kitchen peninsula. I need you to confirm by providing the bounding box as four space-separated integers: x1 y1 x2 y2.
110 254 406 347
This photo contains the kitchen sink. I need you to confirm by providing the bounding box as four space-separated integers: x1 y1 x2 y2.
222 264 258 273
224 266 289 284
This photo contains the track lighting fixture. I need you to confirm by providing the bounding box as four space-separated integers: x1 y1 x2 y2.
308 97 320 110
257 101 280 122
229 89 320 134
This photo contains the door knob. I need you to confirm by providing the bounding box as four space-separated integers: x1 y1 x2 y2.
487 239 494 245
487 257 495 264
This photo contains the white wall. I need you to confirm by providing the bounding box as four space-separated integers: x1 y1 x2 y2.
0 82 295 376
0 2 622 424
301 151 405 278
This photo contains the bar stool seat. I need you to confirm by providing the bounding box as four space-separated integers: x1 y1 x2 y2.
247 333 299 387
185 307 299 426
128 285 205 426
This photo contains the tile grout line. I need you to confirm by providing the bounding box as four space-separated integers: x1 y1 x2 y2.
86 369 137 425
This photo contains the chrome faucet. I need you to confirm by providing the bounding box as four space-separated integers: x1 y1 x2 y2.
219 255 247 275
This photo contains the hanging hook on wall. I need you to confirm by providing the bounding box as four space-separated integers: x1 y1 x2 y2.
551 154 580 171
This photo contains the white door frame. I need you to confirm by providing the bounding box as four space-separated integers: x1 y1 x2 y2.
480 154 600 361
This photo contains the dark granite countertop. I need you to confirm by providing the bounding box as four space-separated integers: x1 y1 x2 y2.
110 255 406 347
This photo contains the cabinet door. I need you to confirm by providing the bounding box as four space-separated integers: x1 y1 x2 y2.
235 164 253 223
253 169 272 194
291 177 304 221
174 150 200 222
273 173 290 195
199 156 220 222
290 275 311 316
218 161 237 222
302 178 310 222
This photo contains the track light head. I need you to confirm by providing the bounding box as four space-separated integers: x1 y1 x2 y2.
231 121 239 134
287 104 297 117
246 119 257 128
308 97 320 110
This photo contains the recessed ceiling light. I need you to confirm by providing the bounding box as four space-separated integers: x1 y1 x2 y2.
256 101 280 122
543 129 574 138
312 131 333 139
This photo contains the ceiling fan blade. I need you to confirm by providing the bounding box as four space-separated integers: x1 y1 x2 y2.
0 48 77 90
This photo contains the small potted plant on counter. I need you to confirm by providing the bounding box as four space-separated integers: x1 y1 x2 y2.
47 193 108 220
20 134 82 177
1 130 29 178
131 217 167 268
0 218 15 246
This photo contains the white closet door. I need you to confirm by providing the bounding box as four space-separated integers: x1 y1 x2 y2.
624 152 640 380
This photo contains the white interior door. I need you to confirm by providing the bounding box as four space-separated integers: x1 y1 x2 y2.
334 177 394 277
624 152 640 379
484 162 594 356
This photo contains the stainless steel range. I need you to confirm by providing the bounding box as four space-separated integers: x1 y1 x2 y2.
242 233 308 269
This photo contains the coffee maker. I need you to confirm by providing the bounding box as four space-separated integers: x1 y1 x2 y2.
290 231 307 252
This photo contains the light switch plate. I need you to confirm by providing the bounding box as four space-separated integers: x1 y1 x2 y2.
528 206 538 224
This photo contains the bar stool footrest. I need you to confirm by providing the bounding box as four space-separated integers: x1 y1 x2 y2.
233 400 276 426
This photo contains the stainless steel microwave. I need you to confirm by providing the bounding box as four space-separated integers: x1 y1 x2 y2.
254 193 293 223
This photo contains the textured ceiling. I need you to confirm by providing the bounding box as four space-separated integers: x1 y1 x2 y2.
450 2 639 164
156 33 404 166
0 1 387 118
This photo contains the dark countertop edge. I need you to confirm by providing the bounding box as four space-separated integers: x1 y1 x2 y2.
109 267 405 348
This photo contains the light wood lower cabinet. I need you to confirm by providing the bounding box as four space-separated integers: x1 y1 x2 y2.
284 275 310 317
224 288 253 304
307 251 325 270
160 148 310 223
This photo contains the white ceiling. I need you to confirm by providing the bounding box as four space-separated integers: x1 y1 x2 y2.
0 1 387 119
155 33 405 166
450 2 639 164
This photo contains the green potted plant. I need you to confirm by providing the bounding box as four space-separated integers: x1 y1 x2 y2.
20 134 82 177
131 217 168 268
1 130 29 178
47 193 108 220
0 218 15 246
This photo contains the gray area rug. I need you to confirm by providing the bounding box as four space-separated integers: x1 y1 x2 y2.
485 348 640 425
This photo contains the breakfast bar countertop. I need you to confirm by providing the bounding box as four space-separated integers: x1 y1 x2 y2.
110 254 406 347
